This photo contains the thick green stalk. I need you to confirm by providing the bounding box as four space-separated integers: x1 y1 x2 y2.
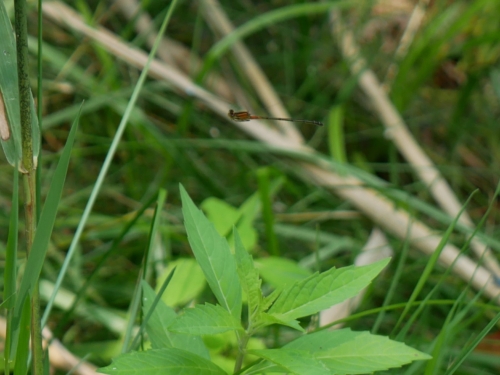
14 0 43 373
14 0 33 172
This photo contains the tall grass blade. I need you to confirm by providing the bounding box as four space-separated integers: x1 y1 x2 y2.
3 167 19 373
11 110 80 341
393 193 476 333
41 0 179 324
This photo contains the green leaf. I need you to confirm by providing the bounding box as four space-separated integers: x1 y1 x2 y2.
268 258 390 321
156 258 206 307
142 283 209 359
233 228 262 317
98 348 227 375
251 329 431 375
169 303 242 335
180 184 242 320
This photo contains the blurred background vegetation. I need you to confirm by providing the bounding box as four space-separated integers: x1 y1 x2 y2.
2 0 500 373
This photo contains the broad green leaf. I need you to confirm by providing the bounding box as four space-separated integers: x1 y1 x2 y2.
169 303 242 335
156 258 205 307
98 348 226 375
294 329 431 371
233 229 262 317
256 257 311 288
268 258 390 321
251 329 430 375
180 184 242 320
142 283 209 359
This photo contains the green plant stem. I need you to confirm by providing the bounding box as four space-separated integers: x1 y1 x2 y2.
234 333 251 373
15 0 42 371
14 0 33 172
23 171 43 375
36 0 43 221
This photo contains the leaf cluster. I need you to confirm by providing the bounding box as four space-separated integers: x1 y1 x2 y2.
99 185 429 375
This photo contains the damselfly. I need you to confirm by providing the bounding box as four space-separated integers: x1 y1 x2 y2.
228 109 323 126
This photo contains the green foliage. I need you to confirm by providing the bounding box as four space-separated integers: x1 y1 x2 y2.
100 348 227 375
142 282 209 358
99 186 428 375
180 184 243 321
251 330 430 375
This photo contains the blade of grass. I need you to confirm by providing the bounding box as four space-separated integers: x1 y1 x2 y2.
125 189 167 352
128 270 176 352
393 191 477 333
372 226 411 335
52 193 158 338
13 299 31 375
11 108 80 340
41 0 179 326
423 290 468 375
328 105 346 164
4 167 19 373
397 184 499 342
257 167 279 256
445 311 500 375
